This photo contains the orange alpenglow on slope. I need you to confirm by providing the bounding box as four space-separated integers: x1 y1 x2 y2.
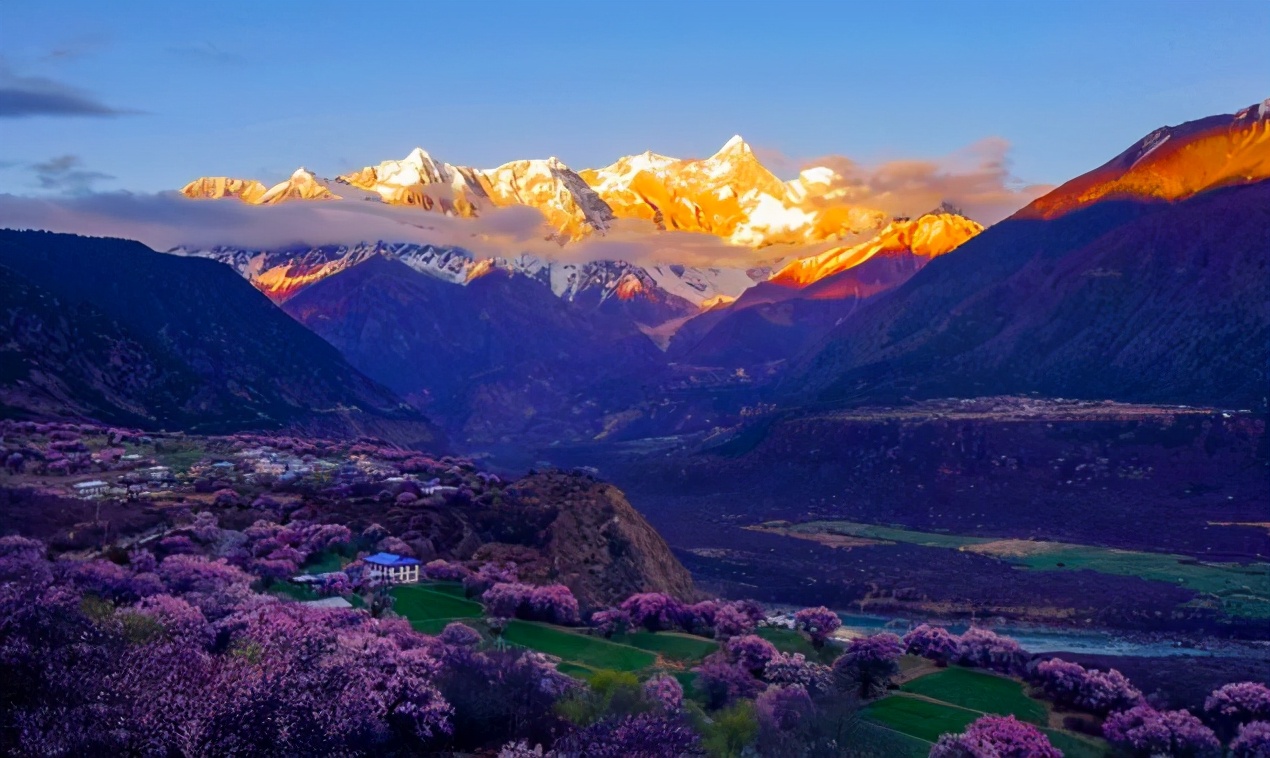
337 147 487 217
181 168 336 205
769 211 984 289
1020 98 1270 220
179 176 268 203
579 135 884 247
478 157 615 240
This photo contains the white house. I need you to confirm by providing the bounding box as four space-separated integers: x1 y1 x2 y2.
145 465 171 481
74 480 108 499
363 552 421 584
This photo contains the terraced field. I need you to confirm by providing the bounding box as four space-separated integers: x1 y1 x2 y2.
865 665 1110 757
389 585 484 628
503 620 657 672
610 630 718 663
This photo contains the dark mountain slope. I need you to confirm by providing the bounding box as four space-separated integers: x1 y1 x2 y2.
786 182 1270 409
284 255 665 444
0 230 442 445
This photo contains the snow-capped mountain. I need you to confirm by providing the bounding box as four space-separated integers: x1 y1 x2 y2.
178 176 268 203
182 149 615 241
180 168 338 207
168 242 476 301
769 209 983 289
336 147 488 217
478 158 615 240
578 135 886 247
167 242 747 325
179 136 902 249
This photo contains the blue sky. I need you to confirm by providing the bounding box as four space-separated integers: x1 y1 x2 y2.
1 0 1267 195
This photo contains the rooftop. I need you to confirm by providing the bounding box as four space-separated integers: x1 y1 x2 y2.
364 552 421 567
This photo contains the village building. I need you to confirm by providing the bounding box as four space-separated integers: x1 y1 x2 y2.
363 552 421 584
73 480 108 499
144 465 171 481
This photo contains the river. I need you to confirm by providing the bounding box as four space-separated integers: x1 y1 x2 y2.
822 611 1247 658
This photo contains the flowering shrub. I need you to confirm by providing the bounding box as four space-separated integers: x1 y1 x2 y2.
463 562 518 597
793 606 841 648
832 633 904 699
316 572 352 597
1231 721 1270 758
755 684 814 733
904 624 959 666
1103 704 1221 758
423 559 471 582
1029 657 1142 715
591 609 632 638
129 593 211 644
67 558 161 603
955 627 1026 674
644 673 684 712
724 634 779 674
763 652 833 695
619 593 684 632
437 622 483 648
930 714 1061 758
693 653 764 709
1205 682 1270 741
552 713 701 758
482 583 580 625
712 603 756 640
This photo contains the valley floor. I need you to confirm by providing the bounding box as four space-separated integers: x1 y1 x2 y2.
525 399 1270 646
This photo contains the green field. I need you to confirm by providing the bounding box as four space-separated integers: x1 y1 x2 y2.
1044 729 1111 758
556 662 598 680
390 585 484 628
610 630 717 663
756 626 839 664
865 695 979 743
866 664 1112 756
900 668 1047 725
767 519 1270 617
502 620 656 672
420 581 469 598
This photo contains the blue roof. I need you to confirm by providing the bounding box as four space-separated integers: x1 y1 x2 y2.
364 552 421 567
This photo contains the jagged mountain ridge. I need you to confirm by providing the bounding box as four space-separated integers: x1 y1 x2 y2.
181 136 894 248
183 149 616 241
769 211 984 291
1019 97 1270 220
171 241 710 324
663 209 982 371
578 135 887 246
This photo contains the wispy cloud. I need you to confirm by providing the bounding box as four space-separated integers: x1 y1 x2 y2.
28 155 115 194
0 190 794 270
796 138 1052 225
0 57 139 118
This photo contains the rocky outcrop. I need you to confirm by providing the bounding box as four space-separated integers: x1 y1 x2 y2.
499 471 697 609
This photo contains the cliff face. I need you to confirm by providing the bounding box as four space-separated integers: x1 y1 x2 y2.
499 472 697 609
